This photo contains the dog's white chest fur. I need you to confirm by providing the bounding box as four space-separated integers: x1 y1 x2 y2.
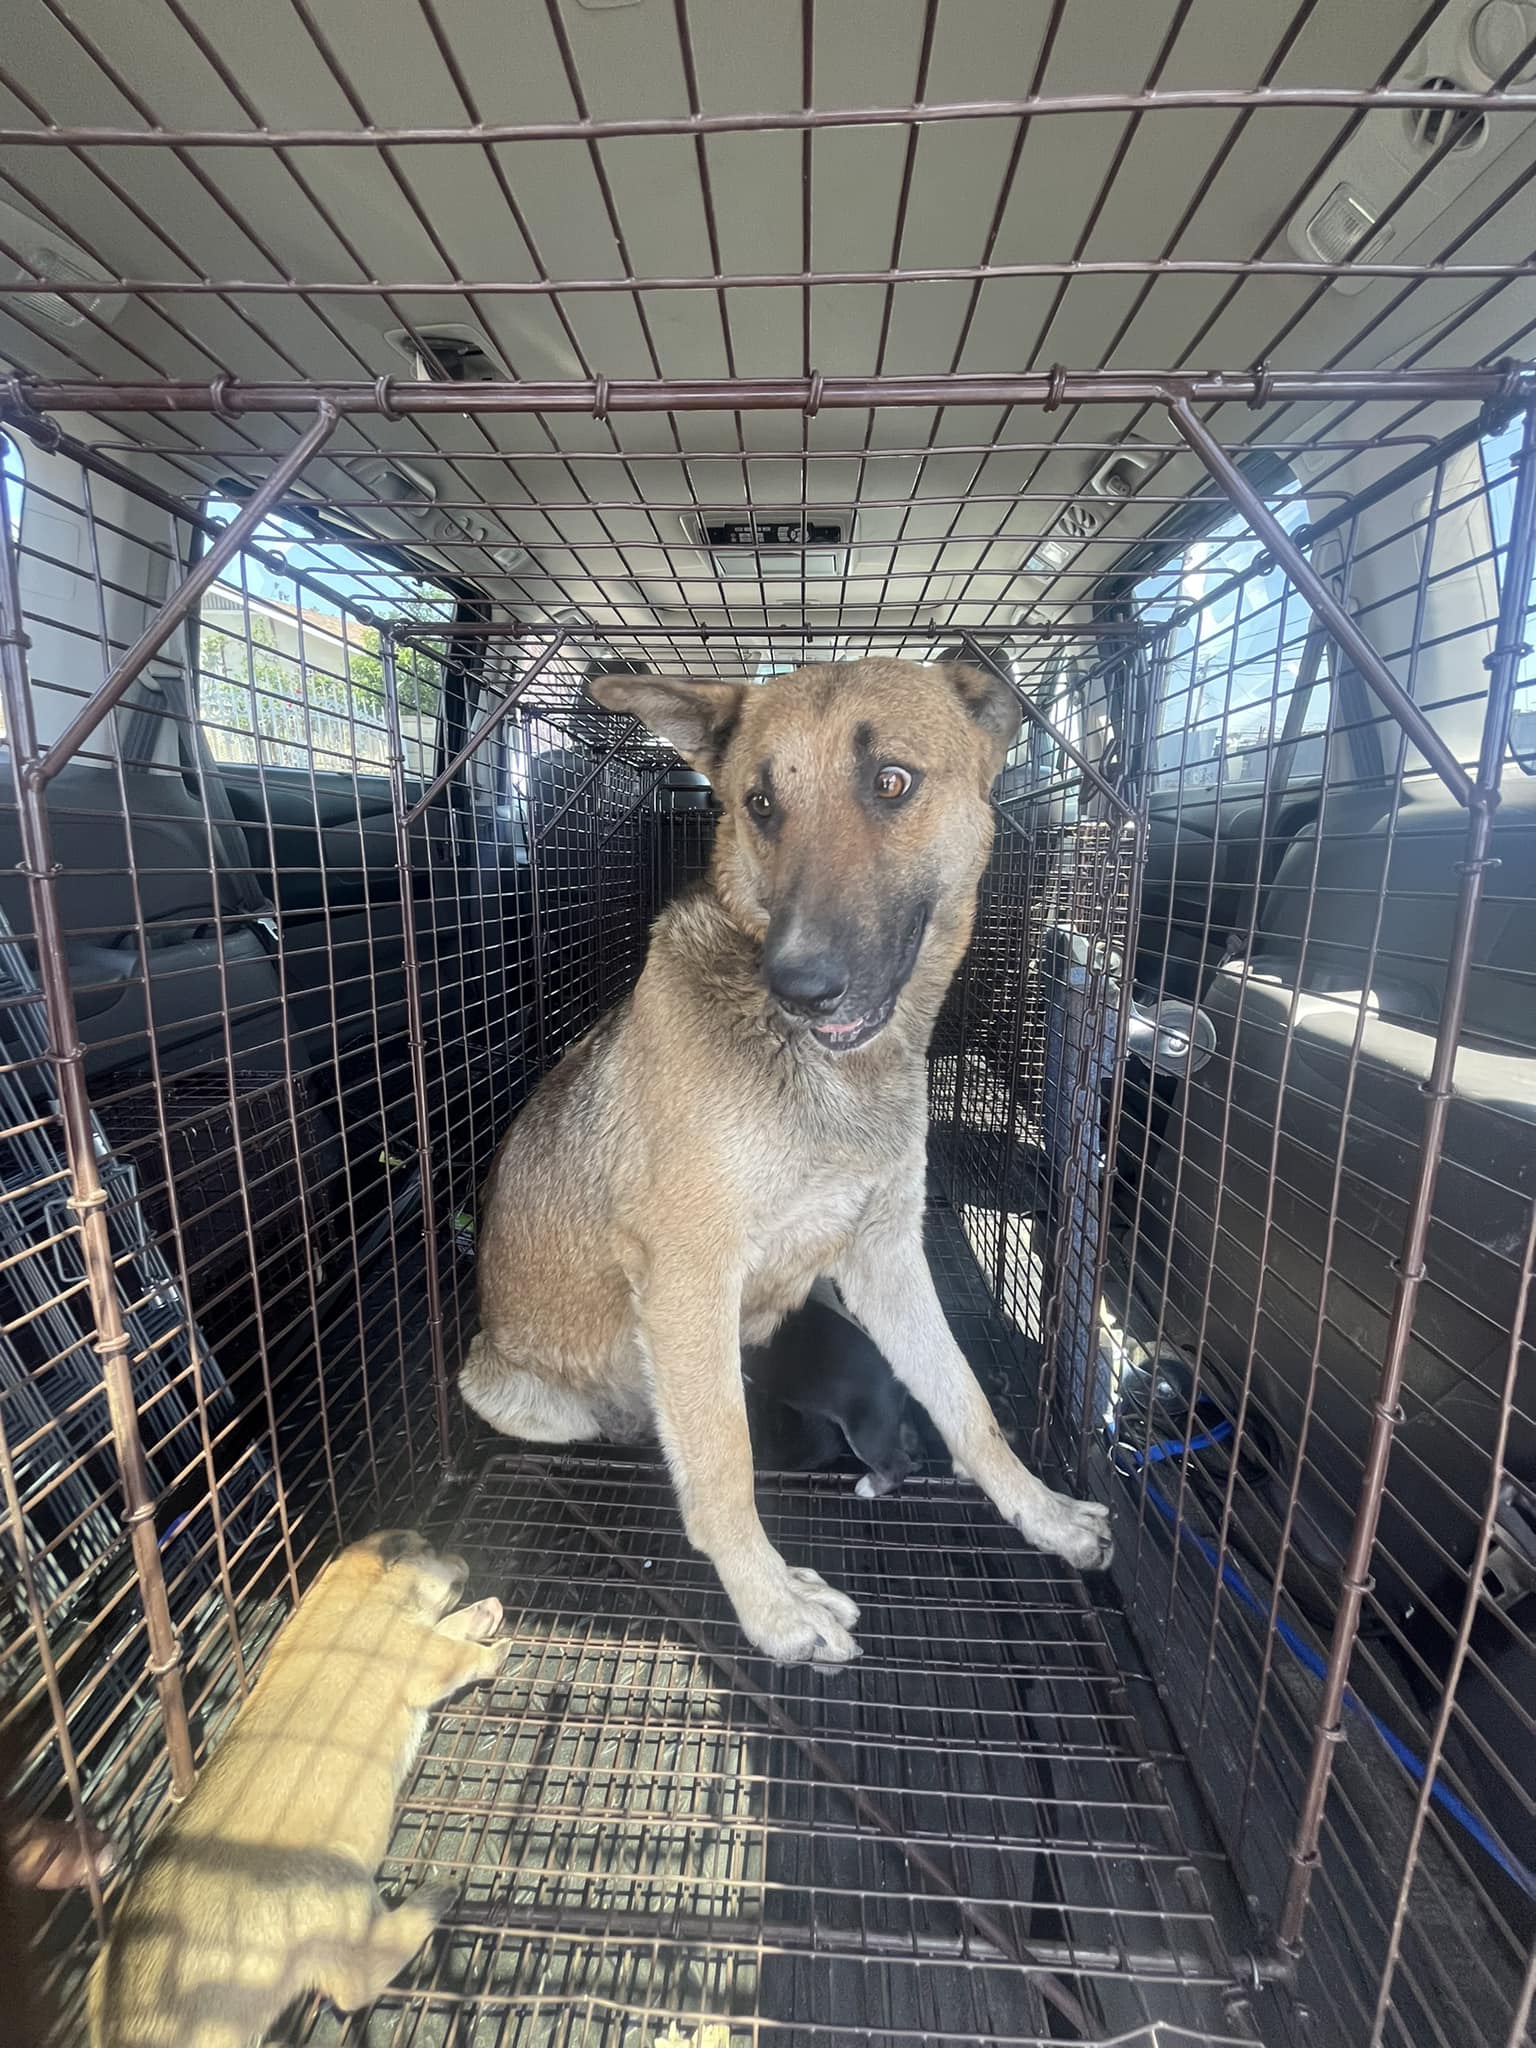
738 1167 873 1337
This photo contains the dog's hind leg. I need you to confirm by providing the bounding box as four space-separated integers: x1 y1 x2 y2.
459 1332 605 1443
311 1884 456 2013
834 1201 1112 1571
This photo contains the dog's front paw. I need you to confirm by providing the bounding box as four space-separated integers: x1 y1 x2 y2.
997 1476 1114 1572
734 1560 861 1665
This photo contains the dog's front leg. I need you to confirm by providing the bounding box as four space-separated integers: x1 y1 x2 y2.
639 1252 861 1664
834 1207 1112 1572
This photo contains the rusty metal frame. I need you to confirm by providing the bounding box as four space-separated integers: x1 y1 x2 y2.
1271 395 1536 1955
7 366 1532 419
402 630 570 827
1 81 1532 151
1167 396 1477 806
0 461 196 1799
0 355 1530 2034
30 403 339 786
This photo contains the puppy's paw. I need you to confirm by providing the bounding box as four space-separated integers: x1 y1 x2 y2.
734 1560 861 1666
403 1879 459 1926
438 1595 503 1642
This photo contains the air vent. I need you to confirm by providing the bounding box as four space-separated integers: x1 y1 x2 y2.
384 323 507 383
1056 502 1102 542
1286 0 1535 295
1405 76 1490 155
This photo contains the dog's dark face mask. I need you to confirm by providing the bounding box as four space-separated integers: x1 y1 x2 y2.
591 658 1021 1053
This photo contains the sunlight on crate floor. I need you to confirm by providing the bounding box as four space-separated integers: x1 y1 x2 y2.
293 1448 1263 2048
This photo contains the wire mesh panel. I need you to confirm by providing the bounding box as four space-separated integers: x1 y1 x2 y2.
1089 416 1536 2047
300 1449 1266 2048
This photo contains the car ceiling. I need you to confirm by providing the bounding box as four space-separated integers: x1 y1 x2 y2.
1 0 1533 662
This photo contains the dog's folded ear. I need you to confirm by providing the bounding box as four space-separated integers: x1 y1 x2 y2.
589 672 747 780
936 661 1024 776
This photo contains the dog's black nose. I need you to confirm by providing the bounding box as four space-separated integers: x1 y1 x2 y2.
764 940 849 1017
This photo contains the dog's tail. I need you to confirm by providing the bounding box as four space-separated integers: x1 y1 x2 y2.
459 1333 604 1444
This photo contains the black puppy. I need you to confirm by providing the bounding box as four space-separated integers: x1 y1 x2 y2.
743 1281 915 1497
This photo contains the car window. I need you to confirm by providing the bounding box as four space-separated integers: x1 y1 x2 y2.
0 435 21 742
1482 416 1536 773
196 500 452 775
1 433 21 541
1132 494 1325 795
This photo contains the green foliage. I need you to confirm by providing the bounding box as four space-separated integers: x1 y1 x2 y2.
198 598 441 773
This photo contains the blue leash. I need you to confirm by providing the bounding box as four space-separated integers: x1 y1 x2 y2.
1113 1423 1536 1902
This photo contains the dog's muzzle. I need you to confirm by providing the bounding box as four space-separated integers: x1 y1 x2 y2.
765 905 929 1053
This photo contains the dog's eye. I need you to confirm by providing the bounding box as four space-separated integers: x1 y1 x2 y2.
874 765 914 801
745 789 774 821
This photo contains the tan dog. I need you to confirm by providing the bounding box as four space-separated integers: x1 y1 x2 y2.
463 658 1111 1663
88 1532 505 2048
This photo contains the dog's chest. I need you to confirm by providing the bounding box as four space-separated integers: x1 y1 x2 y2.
735 1066 912 1302
744 1165 870 1268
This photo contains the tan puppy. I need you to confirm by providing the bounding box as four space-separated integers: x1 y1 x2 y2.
464 659 1111 1664
88 1531 505 2048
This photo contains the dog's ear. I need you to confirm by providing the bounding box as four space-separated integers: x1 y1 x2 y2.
937 662 1023 776
589 672 747 779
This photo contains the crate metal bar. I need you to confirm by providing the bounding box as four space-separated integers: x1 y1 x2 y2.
1165 396 1477 808
1370 1196 1536 2040
2 81 1532 150
9 366 1533 420
958 632 1136 822
381 628 452 1474
1276 400 1536 1955
0 463 197 1800
30 402 339 784
7 255 1536 299
403 630 570 826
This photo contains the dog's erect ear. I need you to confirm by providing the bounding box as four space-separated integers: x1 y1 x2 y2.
589 672 748 779
937 662 1023 774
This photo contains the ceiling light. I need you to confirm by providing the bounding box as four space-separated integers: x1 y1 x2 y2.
1304 182 1391 265
1024 538 1074 576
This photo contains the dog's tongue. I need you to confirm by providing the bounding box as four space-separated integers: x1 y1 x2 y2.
814 1015 866 1041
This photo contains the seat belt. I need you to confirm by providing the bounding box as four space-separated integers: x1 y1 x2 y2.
155 660 280 940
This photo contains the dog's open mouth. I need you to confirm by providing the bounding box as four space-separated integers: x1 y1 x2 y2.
810 995 897 1052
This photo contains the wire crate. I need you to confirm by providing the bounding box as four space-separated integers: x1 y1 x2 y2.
0 18 1533 2047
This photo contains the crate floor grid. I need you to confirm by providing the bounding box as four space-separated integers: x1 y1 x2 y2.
297 1453 1264 2048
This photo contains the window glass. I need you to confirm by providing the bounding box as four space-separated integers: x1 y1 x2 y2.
1 433 22 541
1132 493 1326 794
0 436 21 740
197 500 452 775
1481 416 1536 772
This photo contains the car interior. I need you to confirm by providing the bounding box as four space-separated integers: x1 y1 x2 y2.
0 5 1533 2046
